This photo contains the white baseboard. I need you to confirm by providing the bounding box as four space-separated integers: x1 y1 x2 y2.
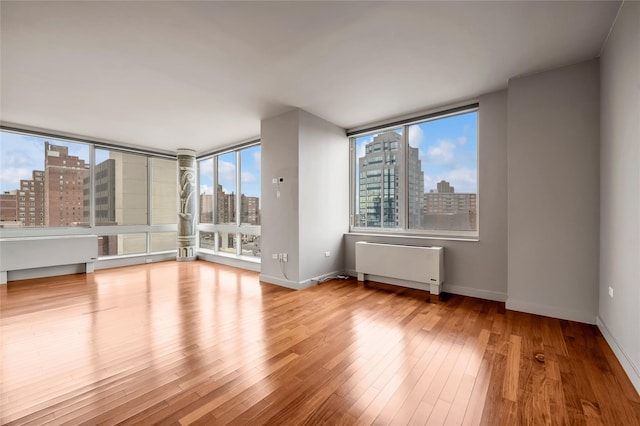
260 270 344 291
197 252 260 272
7 263 86 282
95 252 176 270
444 284 506 302
259 274 305 290
506 299 596 325
597 316 640 395
345 269 506 302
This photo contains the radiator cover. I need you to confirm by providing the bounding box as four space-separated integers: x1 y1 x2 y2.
355 241 444 295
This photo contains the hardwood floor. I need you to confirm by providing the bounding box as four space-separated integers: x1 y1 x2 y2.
1 260 638 425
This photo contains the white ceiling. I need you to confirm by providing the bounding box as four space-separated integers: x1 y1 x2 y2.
0 1 621 155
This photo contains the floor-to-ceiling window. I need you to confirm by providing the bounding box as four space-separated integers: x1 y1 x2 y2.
0 129 178 257
197 142 261 260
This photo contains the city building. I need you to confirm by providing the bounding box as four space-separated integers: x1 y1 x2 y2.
357 132 423 227
199 193 213 223
423 180 477 231
43 142 88 227
241 195 260 225
0 190 18 225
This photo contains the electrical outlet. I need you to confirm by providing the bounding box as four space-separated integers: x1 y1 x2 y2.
609 286 614 298
283 253 288 262
278 253 283 261
324 251 330 257
272 253 278 260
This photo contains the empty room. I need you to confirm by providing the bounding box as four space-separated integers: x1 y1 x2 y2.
0 1 638 425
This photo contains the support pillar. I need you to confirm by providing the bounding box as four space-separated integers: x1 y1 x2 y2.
177 149 197 261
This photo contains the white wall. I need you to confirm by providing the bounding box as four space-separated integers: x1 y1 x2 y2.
260 109 301 284
298 110 349 283
344 90 509 302
598 1 640 393
507 59 600 324
260 109 349 288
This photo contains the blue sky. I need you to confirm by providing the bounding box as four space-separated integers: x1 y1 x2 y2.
0 130 262 199
355 111 478 194
0 131 90 192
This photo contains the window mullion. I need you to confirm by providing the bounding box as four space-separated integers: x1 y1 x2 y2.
235 150 241 256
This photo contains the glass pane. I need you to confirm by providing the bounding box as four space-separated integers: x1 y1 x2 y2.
199 159 214 224
199 231 215 250
354 129 403 228
150 231 176 252
98 233 146 256
218 231 236 254
0 131 90 228
240 146 261 225
216 152 236 224
95 150 148 225
151 158 177 225
408 111 478 231
241 234 260 257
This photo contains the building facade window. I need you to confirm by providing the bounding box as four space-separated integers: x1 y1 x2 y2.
1 129 178 256
351 107 478 237
197 143 261 260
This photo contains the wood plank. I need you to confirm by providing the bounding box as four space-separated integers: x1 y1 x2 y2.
0 260 638 425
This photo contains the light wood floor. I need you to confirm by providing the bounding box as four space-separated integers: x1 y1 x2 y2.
1 261 638 425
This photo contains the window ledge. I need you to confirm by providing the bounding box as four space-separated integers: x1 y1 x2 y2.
347 231 479 243
198 248 261 263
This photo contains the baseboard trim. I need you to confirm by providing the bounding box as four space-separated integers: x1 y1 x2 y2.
506 299 596 325
444 284 507 302
345 269 506 302
597 316 640 395
96 252 175 270
197 252 260 272
259 274 305 290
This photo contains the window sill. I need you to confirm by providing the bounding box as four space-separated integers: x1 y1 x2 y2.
197 248 261 263
347 231 479 243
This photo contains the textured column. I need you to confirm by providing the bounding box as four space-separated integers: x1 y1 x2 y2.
177 149 197 261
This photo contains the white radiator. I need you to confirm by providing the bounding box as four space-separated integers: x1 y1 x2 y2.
0 235 98 284
355 241 444 295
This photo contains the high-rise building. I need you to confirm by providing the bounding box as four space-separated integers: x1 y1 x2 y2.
1 143 86 227
423 180 477 231
44 142 88 227
201 189 259 226
241 195 260 225
200 193 213 223
0 190 19 226
217 184 235 224
90 159 117 225
15 170 45 227
357 132 423 227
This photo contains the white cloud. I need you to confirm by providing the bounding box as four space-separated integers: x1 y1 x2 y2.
241 171 256 183
457 136 467 145
200 184 213 195
0 167 33 190
218 160 236 192
408 126 424 148
423 174 435 192
253 150 261 172
441 168 477 193
426 140 456 165
199 159 214 181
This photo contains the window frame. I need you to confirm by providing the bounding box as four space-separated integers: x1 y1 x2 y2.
349 104 479 240
196 141 261 262
0 127 178 256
